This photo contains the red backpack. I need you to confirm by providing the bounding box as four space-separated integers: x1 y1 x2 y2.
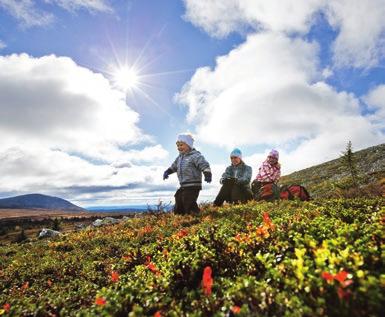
280 184 310 201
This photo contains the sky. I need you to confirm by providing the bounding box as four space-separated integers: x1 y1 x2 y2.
0 0 384 207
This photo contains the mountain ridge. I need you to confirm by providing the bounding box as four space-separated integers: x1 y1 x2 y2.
0 193 84 212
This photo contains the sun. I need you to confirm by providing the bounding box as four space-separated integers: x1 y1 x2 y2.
113 66 139 91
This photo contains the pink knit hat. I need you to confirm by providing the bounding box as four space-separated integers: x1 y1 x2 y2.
269 149 279 159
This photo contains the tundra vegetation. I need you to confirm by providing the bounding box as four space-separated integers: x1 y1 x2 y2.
0 198 384 316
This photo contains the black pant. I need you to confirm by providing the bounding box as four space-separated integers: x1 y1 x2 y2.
251 180 262 199
213 182 252 206
174 187 201 215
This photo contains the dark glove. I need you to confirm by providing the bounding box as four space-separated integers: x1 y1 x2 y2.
163 168 173 180
223 177 236 185
203 171 212 183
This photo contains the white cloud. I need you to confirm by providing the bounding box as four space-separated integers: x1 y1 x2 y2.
364 85 385 127
0 0 54 27
112 145 169 166
183 0 322 38
0 0 112 28
0 40 6 50
0 54 144 160
177 33 320 125
0 53 171 203
183 0 246 38
45 0 112 13
325 0 385 68
176 32 385 174
176 32 322 146
0 144 173 206
275 115 383 174
183 0 385 69
0 146 112 190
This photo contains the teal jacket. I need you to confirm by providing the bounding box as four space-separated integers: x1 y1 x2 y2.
220 161 252 186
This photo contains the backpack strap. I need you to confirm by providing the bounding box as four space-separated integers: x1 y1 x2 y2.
300 186 311 200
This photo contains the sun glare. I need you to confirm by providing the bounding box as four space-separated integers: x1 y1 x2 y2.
113 66 139 91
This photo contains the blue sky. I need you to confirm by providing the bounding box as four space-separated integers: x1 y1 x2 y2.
0 0 384 207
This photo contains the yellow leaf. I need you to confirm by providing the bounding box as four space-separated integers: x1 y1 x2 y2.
295 248 306 258
353 253 364 267
340 248 350 259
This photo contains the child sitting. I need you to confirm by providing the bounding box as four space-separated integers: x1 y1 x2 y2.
252 149 281 201
213 148 253 206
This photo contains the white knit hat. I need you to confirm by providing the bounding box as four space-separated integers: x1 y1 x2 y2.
177 133 194 148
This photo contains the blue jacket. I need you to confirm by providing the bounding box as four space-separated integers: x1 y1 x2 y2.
220 161 252 186
168 149 211 188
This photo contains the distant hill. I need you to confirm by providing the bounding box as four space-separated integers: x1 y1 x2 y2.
280 143 385 198
0 194 84 211
86 204 173 213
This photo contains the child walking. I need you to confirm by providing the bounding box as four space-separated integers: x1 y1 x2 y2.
163 133 212 214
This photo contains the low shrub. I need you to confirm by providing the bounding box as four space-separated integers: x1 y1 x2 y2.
0 198 384 316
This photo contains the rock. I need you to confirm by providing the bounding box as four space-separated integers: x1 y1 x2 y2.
92 217 120 227
75 223 86 230
92 219 104 227
103 217 120 224
38 228 61 239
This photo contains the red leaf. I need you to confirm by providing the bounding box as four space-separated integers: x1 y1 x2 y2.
202 266 213 296
95 297 106 306
147 262 160 275
122 255 132 262
256 226 268 237
262 212 272 225
341 279 353 288
262 212 275 230
176 229 188 238
154 311 162 317
3 303 10 313
142 226 153 233
334 270 348 283
235 233 242 241
337 287 345 299
337 287 351 300
231 306 241 314
321 271 334 282
111 271 120 283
